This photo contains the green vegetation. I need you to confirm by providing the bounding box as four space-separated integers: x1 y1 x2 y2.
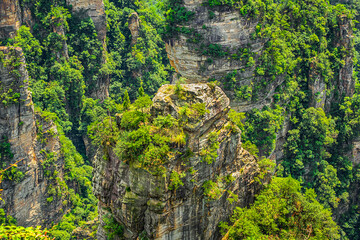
162 0 360 238
105 0 171 99
89 91 187 174
103 213 124 239
220 177 340 240
2 0 360 238
0 48 23 106
0 225 51 240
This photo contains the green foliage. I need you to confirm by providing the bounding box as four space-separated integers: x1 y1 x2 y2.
0 48 23 106
88 116 120 150
243 105 284 156
0 225 52 240
0 137 24 183
105 0 170 99
200 132 220 164
203 180 223 200
42 5 71 30
13 26 44 80
220 177 340 240
122 90 131 110
103 213 124 240
169 170 186 190
283 108 337 179
200 43 228 58
67 17 104 93
190 103 210 117
163 0 195 38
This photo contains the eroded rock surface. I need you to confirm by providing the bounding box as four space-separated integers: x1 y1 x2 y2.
94 84 261 239
0 47 67 227
0 0 21 39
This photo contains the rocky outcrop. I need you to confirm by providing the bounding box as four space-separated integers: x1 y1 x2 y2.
0 47 67 227
166 2 262 83
128 12 140 47
93 84 262 239
0 0 32 40
0 0 21 39
165 1 275 112
67 0 107 43
165 1 354 113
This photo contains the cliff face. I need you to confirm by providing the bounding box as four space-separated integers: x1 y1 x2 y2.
165 0 276 112
94 84 262 239
67 0 109 100
0 47 68 226
0 0 21 39
166 1 262 83
67 0 107 43
165 1 354 113
0 0 33 40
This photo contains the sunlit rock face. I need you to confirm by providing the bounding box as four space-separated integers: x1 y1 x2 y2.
0 0 21 39
93 83 262 239
0 47 68 227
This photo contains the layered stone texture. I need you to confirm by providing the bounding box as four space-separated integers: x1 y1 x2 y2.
166 2 262 82
0 0 21 39
0 0 33 40
93 84 261 239
0 47 67 226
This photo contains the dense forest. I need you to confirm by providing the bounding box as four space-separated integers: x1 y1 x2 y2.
1 0 360 239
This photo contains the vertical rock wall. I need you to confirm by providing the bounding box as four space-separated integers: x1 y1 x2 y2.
0 47 67 226
67 0 107 43
0 0 21 39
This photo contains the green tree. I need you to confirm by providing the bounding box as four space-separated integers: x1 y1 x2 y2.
123 90 131 110
220 177 340 240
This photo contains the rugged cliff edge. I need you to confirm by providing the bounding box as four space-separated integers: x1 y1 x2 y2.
0 47 68 226
165 0 354 113
93 84 263 239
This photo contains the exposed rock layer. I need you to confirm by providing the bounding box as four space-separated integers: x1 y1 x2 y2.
165 1 355 114
0 47 67 227
0 0 21 39
94 84 261 239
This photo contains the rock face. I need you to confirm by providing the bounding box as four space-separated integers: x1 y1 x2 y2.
165 0 275 112
166 1 262 83
94 84 262 239
0 0 21 39
128 12 140 47
0 0 33 40
67 0 107 43
0 47 67 226
165 1 354 113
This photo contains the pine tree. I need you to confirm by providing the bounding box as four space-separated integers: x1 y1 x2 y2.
123 90 130 110
138 81 145 97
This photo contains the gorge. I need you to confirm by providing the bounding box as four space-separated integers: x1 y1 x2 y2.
0 0 360 239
